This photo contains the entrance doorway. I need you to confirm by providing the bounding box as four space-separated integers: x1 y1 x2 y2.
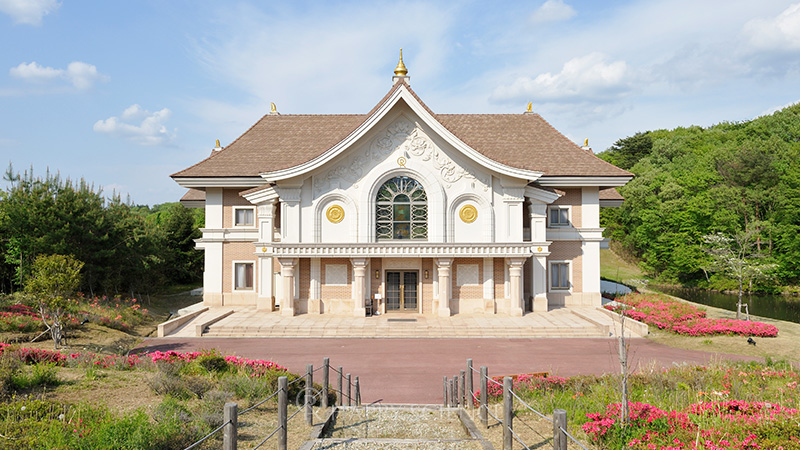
385 271 418 312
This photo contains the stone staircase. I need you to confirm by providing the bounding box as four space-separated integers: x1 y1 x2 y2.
161 304 647 339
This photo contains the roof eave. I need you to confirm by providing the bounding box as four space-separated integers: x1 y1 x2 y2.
536 176 633 188
172 176 265 188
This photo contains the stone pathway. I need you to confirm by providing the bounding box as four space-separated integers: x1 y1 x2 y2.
301 406 492 450
163 305 644 339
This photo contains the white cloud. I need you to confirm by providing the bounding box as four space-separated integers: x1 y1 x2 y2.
490 52 631 104
0 0 59 25
93 105 176 146
9 61 108 90
530 0 576 24
742 3 800 52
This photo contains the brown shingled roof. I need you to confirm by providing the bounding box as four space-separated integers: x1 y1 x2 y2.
172 82 631 179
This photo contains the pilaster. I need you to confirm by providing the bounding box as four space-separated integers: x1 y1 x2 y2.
436 258 453 317
278 258 298 316
507 257 526 316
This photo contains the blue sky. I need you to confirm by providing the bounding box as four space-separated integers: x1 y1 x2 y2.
1 0 799 205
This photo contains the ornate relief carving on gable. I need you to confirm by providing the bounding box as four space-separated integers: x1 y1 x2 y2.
314 117 489 196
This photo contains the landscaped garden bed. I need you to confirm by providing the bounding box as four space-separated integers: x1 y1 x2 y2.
605 293 779 337
477 360 800 449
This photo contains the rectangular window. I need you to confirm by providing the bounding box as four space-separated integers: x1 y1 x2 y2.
549 207 570 227
234 262 254 290
550 262 569 290
234 208 255 227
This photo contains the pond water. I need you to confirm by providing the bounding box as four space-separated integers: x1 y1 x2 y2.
601 279 633 296
653 285 800 324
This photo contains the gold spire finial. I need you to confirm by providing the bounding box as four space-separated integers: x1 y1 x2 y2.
270 102 277 113
215 139 221 148
394 48 408 77
583 138 589 147
526 102 532 112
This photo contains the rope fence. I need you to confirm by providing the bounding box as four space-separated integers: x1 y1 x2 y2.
454 358 593 450
179 356 363 450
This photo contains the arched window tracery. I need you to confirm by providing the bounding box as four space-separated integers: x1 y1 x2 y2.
375 176 427 240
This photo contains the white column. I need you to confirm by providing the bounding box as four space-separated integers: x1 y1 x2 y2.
278 258 297 316
351 258 369 317
309 258 321 314
508 258 526 316
582 240 602 306
201 242 223 306
581 187 600 228
483 257 495 314
276 187 302 243
436 258 453 317
205 188 223 228
257 202 275 311
531 254 549 312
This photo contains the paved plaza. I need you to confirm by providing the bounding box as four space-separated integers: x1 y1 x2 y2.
162 305 642 339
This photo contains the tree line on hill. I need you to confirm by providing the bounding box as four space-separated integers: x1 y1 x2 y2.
599 102 800 292
0 165 203 296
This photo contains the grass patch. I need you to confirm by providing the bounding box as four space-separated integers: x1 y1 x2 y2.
600 248 645 285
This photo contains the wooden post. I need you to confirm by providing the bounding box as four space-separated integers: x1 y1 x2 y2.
460 370 466 407
443 376 448 406
355 376 361 406
453 374 459 407
305 364 313 425
278 376 287 450
223 402 237 450
346 373 352 406
466 359 473 408
480 366 488 426
503 376 513 450
553 408 567 450
450 378 456 407
337 366 343 406
322 357 330 409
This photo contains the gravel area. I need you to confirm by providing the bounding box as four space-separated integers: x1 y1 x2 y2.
326 408 470 439
308 439 485 449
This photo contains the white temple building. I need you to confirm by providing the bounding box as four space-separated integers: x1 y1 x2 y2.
172 53 632 319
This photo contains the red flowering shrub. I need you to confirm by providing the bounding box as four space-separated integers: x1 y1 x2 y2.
0 304 42 332
606 293 778 337
583 400 800 449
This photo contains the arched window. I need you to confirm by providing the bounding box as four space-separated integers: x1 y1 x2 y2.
376 176 427 240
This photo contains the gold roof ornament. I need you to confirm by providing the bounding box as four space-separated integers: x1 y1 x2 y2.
215 139 221 148
583 138 589 147
270 102 278 114
394 49 408 77
526 102 532 113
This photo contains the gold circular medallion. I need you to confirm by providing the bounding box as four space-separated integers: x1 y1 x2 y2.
326 205 345 223
261 247 268 253
397 156 407 167
537 247 543 252
459 204 478 223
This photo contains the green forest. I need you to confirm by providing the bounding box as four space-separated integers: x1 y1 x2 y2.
599 102 800 293
0 166 203 296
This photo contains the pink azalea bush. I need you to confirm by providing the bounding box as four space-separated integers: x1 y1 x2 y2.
0 344 286 374
0 304 41 332
583 400 800 449
606 293 778 337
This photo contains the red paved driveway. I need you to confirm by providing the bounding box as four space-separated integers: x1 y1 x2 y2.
136 337 752 404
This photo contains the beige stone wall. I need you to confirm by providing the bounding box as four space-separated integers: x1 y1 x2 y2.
548 241 583 307
222 188 253 228
421 258 433 314
298 258 311 300
320 258 352 299
552 188 582 228
222 242 256 294
493 258 505 301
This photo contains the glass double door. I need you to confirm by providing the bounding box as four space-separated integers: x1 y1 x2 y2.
385 271 418 312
